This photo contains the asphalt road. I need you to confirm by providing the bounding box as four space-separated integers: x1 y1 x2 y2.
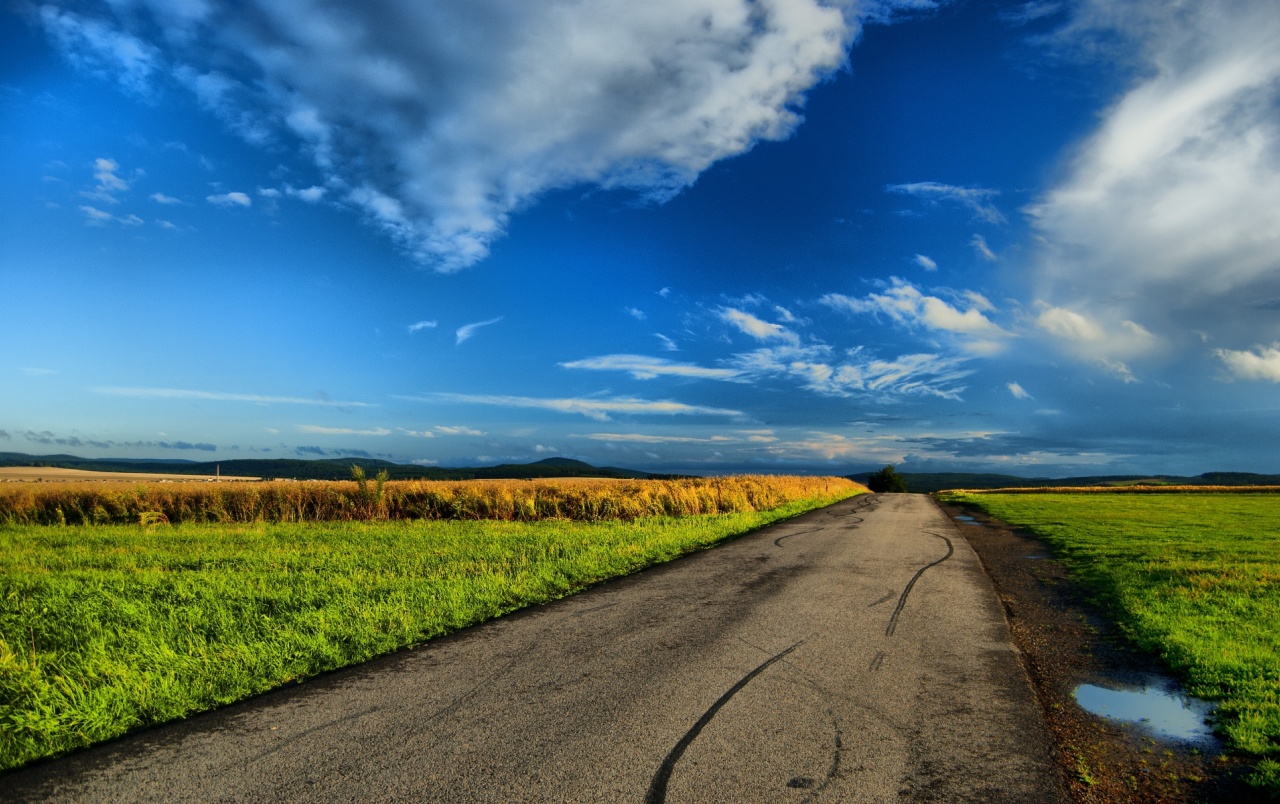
4 494 1068 803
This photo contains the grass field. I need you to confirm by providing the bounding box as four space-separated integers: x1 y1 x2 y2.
0 479 860 772
938 491 1280 791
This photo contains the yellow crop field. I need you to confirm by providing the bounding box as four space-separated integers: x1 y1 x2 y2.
0 474 865 526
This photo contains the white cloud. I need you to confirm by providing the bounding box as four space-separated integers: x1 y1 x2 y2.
533 444 557 453
560 354 742 381
79 205 115 225
729 343 972 401
654 333 680 352
1027 0 1280 344
419 393 743 422
575 432 739 444
37 1 937 271
719 307 799 344
407 320 438 334
288 185 327 203
822 279 1010 346
155 219 178 230
150 192 180 204
258 187 281 198
455 316 503 345
969 234 997 262
887 182 1005 224
38 8 157 95
913 253 937 271
93 386 374 407
19 367 56 376
626 307 647 321
207 191 251 207
435 425 486 436
1007 382 1033 400
398 428 435 438
1034 305 1104 342
296 425 391 436
1216 344 1280 382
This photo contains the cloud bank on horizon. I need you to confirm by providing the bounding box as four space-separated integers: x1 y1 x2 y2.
5 0 1280 475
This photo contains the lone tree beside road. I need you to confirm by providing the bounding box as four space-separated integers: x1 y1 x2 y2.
866 465 909 493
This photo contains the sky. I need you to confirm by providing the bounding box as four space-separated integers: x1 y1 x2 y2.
2 0 1280 477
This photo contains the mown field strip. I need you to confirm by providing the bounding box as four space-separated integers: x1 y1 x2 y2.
0 487 859 772
938 491 1280 792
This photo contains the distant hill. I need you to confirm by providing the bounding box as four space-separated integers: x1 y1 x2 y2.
847 470 1280 494
0 452 674 481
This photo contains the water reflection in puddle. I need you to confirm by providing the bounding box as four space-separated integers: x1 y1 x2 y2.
1073 680 1216 744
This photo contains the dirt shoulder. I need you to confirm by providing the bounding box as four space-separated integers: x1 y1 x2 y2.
934 498 1258 803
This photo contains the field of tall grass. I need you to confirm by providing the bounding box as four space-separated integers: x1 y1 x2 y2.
0 476 862 772
939 491 1280 792
0 474 855 525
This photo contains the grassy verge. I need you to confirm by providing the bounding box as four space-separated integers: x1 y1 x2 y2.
938 491 1280 793
0 490 855 771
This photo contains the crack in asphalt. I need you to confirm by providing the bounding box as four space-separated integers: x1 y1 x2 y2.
884 531 954 638
645 641 805 804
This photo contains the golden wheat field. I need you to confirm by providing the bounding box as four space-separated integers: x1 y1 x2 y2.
0 475 866 525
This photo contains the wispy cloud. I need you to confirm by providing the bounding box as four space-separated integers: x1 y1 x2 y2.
719 308 799 344
625 307 646 321
288 185 327 203
415 393 743 422
434 425 486 436
456 317 503 345
296 425 391 436
207 191 251 207
969 234 997 262
654 333 680 352
81 157 129 204
560 354 741 381
94 386 374 407
150 192 180 204
79 205 142 226
913 254 938 271
729 344 973 401
407 320 437 334
19 367 56 376
1007 382 1033 400
20 429 215 451
887 182 1005 224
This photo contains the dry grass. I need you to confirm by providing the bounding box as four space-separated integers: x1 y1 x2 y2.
0 466 258 482
0 475 865 526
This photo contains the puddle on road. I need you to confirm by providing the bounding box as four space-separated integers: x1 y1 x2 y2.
1023 553 1050 560
953 515 977 521
1073 678 1217 744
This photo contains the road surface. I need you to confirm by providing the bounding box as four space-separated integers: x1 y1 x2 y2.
4 494 1067 802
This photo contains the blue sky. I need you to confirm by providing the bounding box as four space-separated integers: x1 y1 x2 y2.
3 0 1280 476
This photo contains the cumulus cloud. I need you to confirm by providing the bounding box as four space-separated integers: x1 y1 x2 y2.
1033 303 1156 381
913 254 937 271
822 279 1011 354
887 181 1005 224
288 185 327 203
1007 382 1033 399
1026 0 1280 346
560 354 742 381
417 393 743 422
1216 344 1280 382
207 191 251 207
83 157 129 203
34 0 935 271
150 192 180 204
719 307 800 344
455 317 503 345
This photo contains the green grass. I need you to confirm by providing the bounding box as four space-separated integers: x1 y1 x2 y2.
939 491 1280 792
0 492 853 771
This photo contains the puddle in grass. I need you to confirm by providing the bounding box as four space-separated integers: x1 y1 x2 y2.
1073 677 1217 744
